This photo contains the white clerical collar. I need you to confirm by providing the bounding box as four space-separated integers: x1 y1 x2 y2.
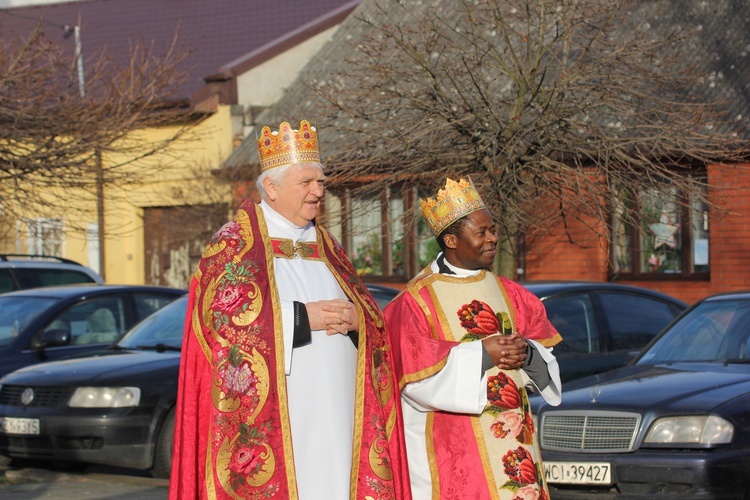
432 252 483 277
259 200 314 238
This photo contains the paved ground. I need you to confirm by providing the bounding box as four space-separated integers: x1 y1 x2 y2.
0 463 168 499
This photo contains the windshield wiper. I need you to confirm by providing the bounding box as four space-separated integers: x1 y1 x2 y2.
135 343 181 352
107 344 126 351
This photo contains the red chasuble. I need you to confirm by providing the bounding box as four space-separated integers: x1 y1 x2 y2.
384 267 562 500
169 200 410 499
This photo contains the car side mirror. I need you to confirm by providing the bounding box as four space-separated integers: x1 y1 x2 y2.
30 329 72 351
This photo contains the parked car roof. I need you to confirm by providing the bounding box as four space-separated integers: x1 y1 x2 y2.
0 283 164 299
0 254 104 294
521 280 686 304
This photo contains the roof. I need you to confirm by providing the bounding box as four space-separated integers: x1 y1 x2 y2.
0 283 186 298
0 0 359 102
521 281 688 307
223 0 750 171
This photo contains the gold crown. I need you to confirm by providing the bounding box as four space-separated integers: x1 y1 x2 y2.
257 120 320 171
420 177 487 236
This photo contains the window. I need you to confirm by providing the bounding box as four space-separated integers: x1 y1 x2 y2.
25 218 64 256
598 292 678 350
14 268 97 289
543 294 599 355
611 178 709 279
133 293 182 319
42 296 127 346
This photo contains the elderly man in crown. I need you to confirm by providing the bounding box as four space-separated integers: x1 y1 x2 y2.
169 120 410 500
383 177 562 499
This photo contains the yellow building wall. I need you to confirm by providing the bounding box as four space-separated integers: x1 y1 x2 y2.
2 105 234 285
103 105 235 284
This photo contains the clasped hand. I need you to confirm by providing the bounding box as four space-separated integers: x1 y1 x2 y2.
482 332 528 370
306 299 359 335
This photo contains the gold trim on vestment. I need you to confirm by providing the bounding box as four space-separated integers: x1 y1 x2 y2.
205 436 218 498
396 275 450 389
426 412 440 500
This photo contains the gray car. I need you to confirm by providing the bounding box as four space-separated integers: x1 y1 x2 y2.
0 255 103 294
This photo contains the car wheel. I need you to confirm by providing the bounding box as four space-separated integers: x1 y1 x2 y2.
151 406 175 479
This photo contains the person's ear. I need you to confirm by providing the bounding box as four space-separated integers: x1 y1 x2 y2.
263 177 278 201
443 233 458 250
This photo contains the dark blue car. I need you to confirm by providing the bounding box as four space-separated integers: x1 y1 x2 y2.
536 290 750 499
0 284 186 378
0 294 188 478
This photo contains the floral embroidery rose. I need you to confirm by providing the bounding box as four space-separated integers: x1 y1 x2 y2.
457 300 501 335
491 411 534 444
503 446 538 485
491 411 524 439
513 485 545 500
214 285 245 314
487 372 521 409
229 446 263 476
222 361 256 397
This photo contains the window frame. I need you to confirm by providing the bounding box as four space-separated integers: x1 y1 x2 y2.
609 175 710 281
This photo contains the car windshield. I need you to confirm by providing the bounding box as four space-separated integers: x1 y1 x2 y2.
637 299 750 365
0 296 59 348
118 295 187 350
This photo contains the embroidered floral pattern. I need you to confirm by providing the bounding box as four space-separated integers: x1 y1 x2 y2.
503 447 538 485
222 358 257 397
513 484 547 500
487 372 522 410
226 420 279 497
229 446 264 475
215 285 244 314
458 299 501 337
490 410 534 444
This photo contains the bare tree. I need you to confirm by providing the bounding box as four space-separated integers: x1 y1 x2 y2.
308 0 747 277
0 22 200 238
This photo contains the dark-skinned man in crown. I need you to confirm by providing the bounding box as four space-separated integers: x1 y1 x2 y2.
384 177 562 499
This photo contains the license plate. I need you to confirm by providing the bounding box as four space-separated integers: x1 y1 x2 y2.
1 417 40 435
544 461 611 485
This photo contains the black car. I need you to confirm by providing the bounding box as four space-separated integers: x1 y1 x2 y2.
371 281 687 383
536 290 750 499
0 294 188 478
522 282 687 382
0 284 186 378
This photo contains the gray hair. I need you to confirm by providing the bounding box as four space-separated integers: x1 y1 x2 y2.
256 162 326 201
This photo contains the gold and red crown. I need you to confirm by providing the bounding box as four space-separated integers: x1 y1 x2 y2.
420 177 487 236
257 120 320 172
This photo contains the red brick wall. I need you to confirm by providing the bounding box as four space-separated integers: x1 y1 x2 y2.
524 162 750 305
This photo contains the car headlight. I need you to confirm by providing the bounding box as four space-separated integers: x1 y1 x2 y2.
644 415 733 445
68 387 141 408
